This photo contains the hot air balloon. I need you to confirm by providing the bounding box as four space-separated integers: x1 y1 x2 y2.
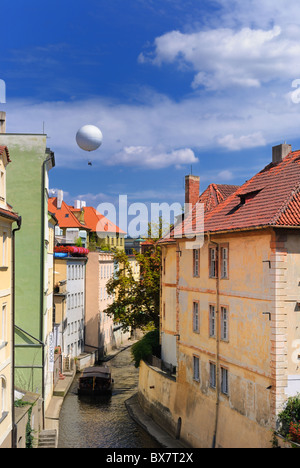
76 125 103 165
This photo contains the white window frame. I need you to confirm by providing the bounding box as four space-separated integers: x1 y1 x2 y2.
1 303 7 344
0 171 5 201
210 362 216 389
1 231 7 267
221 306 229 341
209 247 217 278
193 356 200 382
193 301 199 333
193 249 199 277
221 246 229 279
221 367 229 395
209 305 216 338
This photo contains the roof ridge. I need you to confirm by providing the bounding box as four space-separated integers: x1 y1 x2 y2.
204 176 254 222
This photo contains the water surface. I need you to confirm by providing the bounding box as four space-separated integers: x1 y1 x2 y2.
58 347 161 449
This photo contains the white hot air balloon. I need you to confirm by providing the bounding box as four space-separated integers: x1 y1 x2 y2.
76 125 103 152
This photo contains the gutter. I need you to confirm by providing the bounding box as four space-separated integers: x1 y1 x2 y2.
11 215 22 449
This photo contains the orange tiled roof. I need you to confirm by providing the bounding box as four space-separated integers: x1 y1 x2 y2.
198 184 240 214
159 183 239 243
48 198 88 229
83 206 126 234
0 146 11 162
176 149 300 237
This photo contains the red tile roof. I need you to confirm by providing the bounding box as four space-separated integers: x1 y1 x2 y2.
160 183 240 243
175 149 300 237
48 198 125 235
83 206 126 234
198 184 240 214
0 146 11 163
48 198 88 229
0 206 20 222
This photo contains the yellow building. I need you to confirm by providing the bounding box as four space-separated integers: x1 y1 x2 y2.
0 146 21 448
138 144 300 448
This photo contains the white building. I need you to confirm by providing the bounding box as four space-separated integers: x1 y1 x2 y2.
65 257 86 357
53 247 88 359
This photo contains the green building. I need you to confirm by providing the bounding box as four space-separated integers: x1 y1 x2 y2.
0 129 55 413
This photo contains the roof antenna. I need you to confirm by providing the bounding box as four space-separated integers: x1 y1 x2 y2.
191 165 193 175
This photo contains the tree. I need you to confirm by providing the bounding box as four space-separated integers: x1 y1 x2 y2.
104 243 161 332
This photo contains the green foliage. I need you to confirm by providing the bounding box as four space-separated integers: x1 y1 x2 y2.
277 394 300 437
131 330 160 368
105 245 161 331
75 237 82 247
14 400 35 448
26 406 34 448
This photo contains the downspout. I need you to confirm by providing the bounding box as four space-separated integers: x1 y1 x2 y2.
207 232 220 449
11 215 22 449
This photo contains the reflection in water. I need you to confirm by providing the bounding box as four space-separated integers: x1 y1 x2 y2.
58 348 161 448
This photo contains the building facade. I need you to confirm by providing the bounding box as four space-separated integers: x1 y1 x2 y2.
0 145 20 448
85 251 130 359
139 144 300 448
53 248 87 359
0 128 55 417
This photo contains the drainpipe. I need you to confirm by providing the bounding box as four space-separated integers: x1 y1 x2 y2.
207 232 220 449
11 215 22 449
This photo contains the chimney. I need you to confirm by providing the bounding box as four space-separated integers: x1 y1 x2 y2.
74 200 81 209
185 175 200 213
0 111 6 134
272 143 292 164
57 190 63 209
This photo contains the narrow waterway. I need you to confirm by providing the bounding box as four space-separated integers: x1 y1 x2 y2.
58 347 161 448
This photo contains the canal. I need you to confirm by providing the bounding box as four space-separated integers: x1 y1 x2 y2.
57 347 161 448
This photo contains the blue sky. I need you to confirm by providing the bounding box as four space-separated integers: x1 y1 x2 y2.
2 0 300 229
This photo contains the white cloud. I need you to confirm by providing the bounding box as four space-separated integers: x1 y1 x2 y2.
110 146 198 169
217 132 266 151
217 170 234 182
140 24 300 90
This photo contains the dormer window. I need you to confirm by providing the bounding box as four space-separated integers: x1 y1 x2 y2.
238 188 263 205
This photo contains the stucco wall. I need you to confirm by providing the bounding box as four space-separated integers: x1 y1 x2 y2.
156 230 279 447
139 359 273 448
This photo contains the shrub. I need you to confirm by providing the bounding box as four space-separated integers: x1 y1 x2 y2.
277 394 300 438
131 330 160 368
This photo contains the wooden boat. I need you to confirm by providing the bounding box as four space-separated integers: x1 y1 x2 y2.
78 366 114 396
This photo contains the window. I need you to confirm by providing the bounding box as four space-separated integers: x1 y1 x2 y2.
210 362 216 389
193 249 200 277
221 306 229 341
1 232 7 267
0 376 7 419
209 305 216 338
193 302 199 333
193 356 200 382
0 171 5 200
1 304 7 344
221 367 229 395
209 247 217 278
220 246 229 279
